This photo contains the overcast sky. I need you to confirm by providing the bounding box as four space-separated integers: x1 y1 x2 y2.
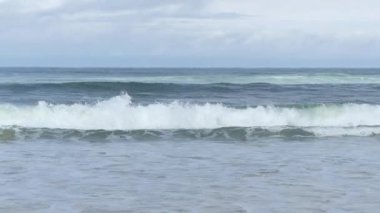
0 0 379 67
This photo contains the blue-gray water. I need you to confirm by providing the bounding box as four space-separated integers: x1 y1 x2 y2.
1 68 380 212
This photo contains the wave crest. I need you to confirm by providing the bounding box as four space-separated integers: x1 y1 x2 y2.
1 93 380 130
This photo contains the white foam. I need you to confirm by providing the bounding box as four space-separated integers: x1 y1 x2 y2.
1 92 380 131
307 127 380 137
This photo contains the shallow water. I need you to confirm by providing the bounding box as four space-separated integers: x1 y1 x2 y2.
1 68 380 212
1 138 380 212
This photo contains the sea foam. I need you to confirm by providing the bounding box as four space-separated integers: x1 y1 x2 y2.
0 92 380 130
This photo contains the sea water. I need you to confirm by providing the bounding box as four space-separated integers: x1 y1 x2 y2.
1 68 380 212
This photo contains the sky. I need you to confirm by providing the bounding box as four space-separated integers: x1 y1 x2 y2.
0 0 380 67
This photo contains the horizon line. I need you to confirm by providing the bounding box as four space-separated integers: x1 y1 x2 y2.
1 66 380 69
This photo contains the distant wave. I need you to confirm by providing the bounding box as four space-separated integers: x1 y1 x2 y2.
3 73 380 84
1 93 380 134
1 82 379 98
0 82 317 96
0 81 241 92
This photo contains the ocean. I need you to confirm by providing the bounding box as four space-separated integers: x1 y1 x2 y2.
1 68 380 212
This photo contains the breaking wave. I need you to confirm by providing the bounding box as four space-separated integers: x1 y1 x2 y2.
0 93 380 135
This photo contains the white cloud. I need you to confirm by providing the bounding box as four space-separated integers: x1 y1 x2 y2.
0 0 380 66
0 0 64 14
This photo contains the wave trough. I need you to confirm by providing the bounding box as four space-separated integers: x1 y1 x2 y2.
1 126 380 142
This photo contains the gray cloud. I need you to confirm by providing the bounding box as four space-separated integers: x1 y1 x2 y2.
0 0 380 67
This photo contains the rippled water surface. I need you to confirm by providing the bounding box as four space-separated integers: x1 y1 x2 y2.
2 138 380 212
1 68 380 212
